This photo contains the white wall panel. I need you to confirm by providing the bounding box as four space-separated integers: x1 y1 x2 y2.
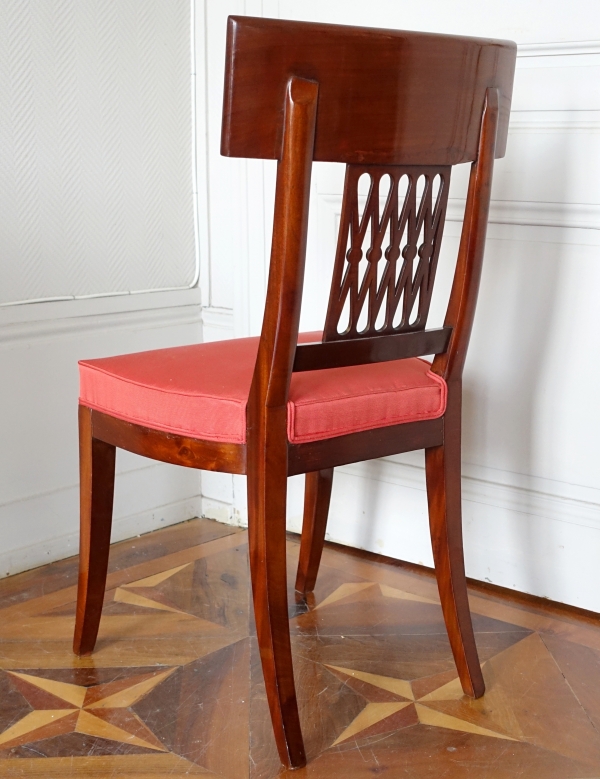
0 0 197 305
0 1 208 576
0 289 203 575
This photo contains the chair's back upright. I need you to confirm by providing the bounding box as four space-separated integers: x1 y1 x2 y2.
221 16 516 427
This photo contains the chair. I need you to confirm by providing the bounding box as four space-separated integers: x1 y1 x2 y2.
73 16 516 769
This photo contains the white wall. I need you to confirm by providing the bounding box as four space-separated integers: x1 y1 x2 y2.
200 1 600 612
0 0 209 575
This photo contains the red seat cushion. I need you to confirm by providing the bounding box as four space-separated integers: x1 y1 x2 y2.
79 333 447 445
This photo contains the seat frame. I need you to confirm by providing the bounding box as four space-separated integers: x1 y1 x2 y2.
74 17 513 771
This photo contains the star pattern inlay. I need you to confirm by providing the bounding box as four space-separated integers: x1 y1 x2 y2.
327 664 520 745
114 563 194 614
0 668 176 752
312 581 439 611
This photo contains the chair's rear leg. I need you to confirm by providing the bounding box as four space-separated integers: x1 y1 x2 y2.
295 468 334 595
247 447 305 769
73 406 116 657
425 393 485 698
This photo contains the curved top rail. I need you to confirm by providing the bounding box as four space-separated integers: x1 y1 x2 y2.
221 16 516 165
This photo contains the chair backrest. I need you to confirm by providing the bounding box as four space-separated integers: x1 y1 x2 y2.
222 17 515 164
221 16 516 419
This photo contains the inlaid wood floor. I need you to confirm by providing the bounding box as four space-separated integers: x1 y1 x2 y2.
0 518 599 777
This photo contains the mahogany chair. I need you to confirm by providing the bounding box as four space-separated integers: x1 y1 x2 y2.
73 16 516 769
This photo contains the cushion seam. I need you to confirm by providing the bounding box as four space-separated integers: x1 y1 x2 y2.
290 381 442 407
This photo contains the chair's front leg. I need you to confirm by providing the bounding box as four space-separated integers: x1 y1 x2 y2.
247 435 306 769
424 386 485 698
295 468 334 595
73 405 116 656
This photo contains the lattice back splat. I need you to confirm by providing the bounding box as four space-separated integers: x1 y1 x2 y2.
324 165 451 341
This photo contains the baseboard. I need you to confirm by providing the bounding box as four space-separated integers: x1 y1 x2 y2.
0 464 203 578
0 298 202 347
201 496 236 525
2 498 203 579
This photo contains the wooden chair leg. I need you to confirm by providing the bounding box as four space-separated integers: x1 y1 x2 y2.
295 468 334 595
247 450 306 769
73 405 116 657
424 392 485 699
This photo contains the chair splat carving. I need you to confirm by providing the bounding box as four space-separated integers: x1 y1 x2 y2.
324 165 451 341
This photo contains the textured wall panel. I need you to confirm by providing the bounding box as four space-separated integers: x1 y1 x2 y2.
0 0 196 304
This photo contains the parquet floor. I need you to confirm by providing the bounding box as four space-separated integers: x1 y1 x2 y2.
0 518 599 777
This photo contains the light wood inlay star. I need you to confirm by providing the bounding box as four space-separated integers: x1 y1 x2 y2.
313 582 439 611
327 664 518 745
114 563 195 615
0 668 176 751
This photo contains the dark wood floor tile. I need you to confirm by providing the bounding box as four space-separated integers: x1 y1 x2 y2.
484 632 600 766
293 639 373 759
289 630 529 691
250 636 367 778
90 707 166 751
6 676 75 712
325 666 412 703
411 667 470 700
541 633 600 731
135 639 250 778
545 623 600 654
296 634 455 685
156 544 249 631
297 726 600 779
292 586 519 635
0 673 34 740
102 518 242 576
12 730 158 759
0 753 217 776
333 702 419 746
317 544 442 600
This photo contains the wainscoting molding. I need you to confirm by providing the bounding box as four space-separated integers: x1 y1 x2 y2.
509 110 600 132
0 301 202 348
341 458 600 534
319 194 600 236
201 306 235 342
448 199 600 231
